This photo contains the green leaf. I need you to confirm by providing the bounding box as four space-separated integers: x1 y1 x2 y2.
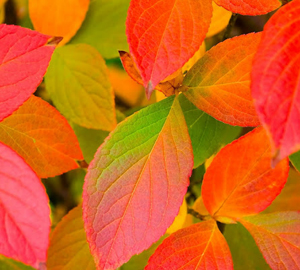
179 94 241 168
0 256 35 270
45 44 116 131
289 151 300 172
69 0 130 59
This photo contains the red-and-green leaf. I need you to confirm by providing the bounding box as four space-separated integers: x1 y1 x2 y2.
202 127 289 222
0 142 50 267
251 0 300 164
83 96 193 269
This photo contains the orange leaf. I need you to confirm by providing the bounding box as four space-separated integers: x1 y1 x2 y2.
251 0 300 164
126 0 212 97
240 212 300 270
28 0 90 45
146 220 233 270
0 96 83 178
183 33 261 126
214 0 281 15
202 127 289 221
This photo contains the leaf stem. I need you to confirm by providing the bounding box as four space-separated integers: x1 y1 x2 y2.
187 208 208 221
222 13 238 41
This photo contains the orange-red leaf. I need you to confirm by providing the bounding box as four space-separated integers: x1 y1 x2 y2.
83 96 193 269
202 127 289 221
214 0 281 15
0 24 56 122
240 212 300 270
183 33 261 126
251 0 300 164
0 96 83 178
126 0 212 97
0 142 50 267
146 220 233 270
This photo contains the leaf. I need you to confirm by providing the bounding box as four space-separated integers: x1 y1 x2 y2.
206 2 232 38
202 127 289 221
223 223 271 270
183 33 261 126
0 96 83 178
251 0 300 164
214 0 281 15
240 212 300 270
179 94 241 168
45 44 116 131
166 199 187 235
0 256 35 270
70 0 130 58
47 204 96 270
0 24 56 122
83 96 193 269
145 220 233 270
28 0 89 45
0 142 50 267
126 0 213 97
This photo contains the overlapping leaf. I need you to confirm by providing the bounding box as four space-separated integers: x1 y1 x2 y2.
45 44 116 130
183 33 261 126
241 212 300 270
0 142 50 267
0 96 83 178
252 0 300 164
47 205 96 270
0 256 35 270
214 0 281 15
126 0 212 97
202 127 289 222
28 0 89 45
146 220 233 270
83 96 193 269
0 24 56 121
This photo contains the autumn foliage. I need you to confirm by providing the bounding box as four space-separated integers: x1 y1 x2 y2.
1 0 300 270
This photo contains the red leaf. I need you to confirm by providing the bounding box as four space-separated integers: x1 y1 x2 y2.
251 0 300 164
214 0 281 15
146 220 233 270
240 212 300 270
0 24 57 121
0 96 83 178
126 0 212 97
0 142 50 267
202 127 289 221
83 96 193 269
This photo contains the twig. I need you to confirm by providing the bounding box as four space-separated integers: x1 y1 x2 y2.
187 208 208 221
222 13 238 41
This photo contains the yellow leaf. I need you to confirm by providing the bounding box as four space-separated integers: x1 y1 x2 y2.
182 42 206 72
166 199 187 234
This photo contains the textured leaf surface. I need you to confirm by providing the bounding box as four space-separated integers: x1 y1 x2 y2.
252 0 300 163
0 96 83 178
241 212 300 270
45 44 116 130
183 33 261 126
0 24 55 121
126 0 212 97
202 127 289 221
0 142 50 267
70 0 130 58
47 205 95 270
214 0 281 15
179 94 241 168
83 96 193 269
146 220 233 270
28 0 89 45
0 256 35 270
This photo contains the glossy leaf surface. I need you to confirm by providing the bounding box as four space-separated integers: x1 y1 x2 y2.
83 96 193 269
202 127 289 221
214 0 281 15
47 205 96 270
183 33 261 126
126 0 212 97
0 142 50 267
46 44 116 130
0 96 83 178
241 212 300 270
0 24 55 121
146 220 233 270
28 0 89 45
251 0 300 163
